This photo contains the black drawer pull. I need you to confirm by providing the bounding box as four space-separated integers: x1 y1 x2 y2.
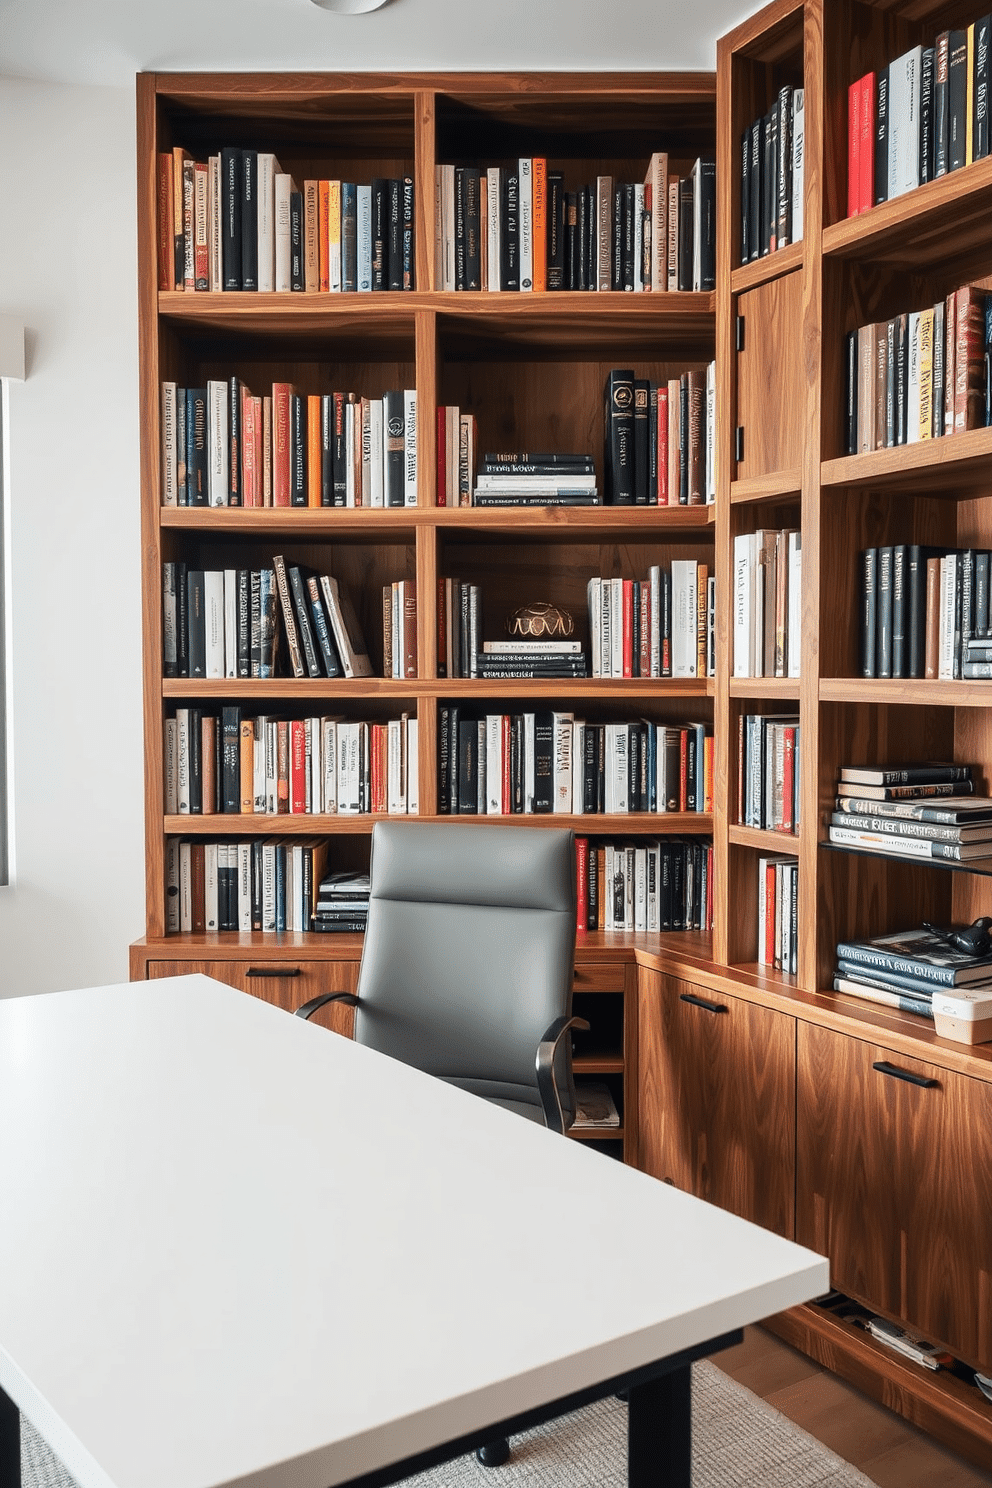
872 1060 939 1089
680 993 728 1015
246 967 302 979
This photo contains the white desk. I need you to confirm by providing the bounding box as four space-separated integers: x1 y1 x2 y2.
0 974 828 1488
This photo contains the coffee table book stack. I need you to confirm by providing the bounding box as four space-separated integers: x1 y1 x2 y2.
129 22 992 1468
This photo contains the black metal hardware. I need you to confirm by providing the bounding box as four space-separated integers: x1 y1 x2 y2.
679 992 728 1015
735 425 744 461
246 967 301 978
872 1060 939 1089
735 314 745 351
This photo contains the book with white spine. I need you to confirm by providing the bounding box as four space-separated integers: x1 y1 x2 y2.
552 712 573 812
787 531 802 678
888 46 923 198
207 380 228 507
403 389 417 506
572 721 586 814
523 713 536 813
645 152 668 291
486 714 503 814
487 167 501 290
256 152 280 292
406 717 419 815
671 558 698 678
791 90 805 242
238 842 252 931
518 158 533 290
734 532 756 677
204 569 225 679
388 718 406 814
274 173 295 292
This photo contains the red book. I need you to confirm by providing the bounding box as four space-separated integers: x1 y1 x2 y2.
575 836 589 932
781 726 795 832
679 727 688 812
859 72 875 214
657 386 669 503
622 579 634 677
764 862 776 964
501 714 512 814
194 161 209 288
371 724 387 813
272 382 293 506
242 390 256 508
436 405 447 506
703 734 714 814
638 583 651 678
290 720 307 814
848 79 862 217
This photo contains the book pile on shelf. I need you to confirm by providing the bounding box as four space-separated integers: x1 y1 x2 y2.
571 1082 621 1130
738 715 800 835
847 19 992 216
437 710 712 817
588 563 714 680
833 926 992 1021
312 870 371 934
165 709 418 817
844 283 991 455
434 152 715 292
740 85 805 260
437 583 589 679
860 543 992 680
164 836 328 934
163 558 374 681
575 835 713 932
732 528 802 679
757 854 798 974
604 367 716 506
829 762 992 864
380 581 418 679
161 380 417 508
157 148 414 292
474 452 599 508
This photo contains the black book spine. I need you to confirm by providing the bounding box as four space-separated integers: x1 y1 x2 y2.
186 388 208 505
511 715 523 813
862 547 877 678
920 49 935 184
533 710 554 813
500 169 519 291
576 185 588 290
677 176 693 290
371 178 387 291
454 167 467 290
251 840 263 931
622 182 636 290
341 183 357 292
604 369 636 505
547 171 566 290
288 566 322 678
188 709 202 815
457 718 478 814
628 724 642 811
175 561 189 676
935 33 950 176
612 183 624 291
249 569 261 677
228 376 241 507
961 548 975 670
463 168 481 291
776 86 792 248
401 175 415 290
565 191 578 290
437 705 451 815
875 67 890 204
583 724 597 814
320 394 334 507
763 107 777 253
633 379 650 505
877 545 893 678
697 157 716 291
891 543 908 678
237 568 251 679
975 549 991 633
290 190 304 291
386 176 403 291
221 705 241 813
948 30 969 171
749 119 762 261
975 16 991 161
290 393 307 506
383 389 405 508
306 577 342 678
332 393 347 506
740 129 750 264
240 149 258 290
679 374 689 504
221 146 242 290
845 330 859 455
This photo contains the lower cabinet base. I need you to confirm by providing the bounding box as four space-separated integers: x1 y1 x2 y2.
765 1304 992 1472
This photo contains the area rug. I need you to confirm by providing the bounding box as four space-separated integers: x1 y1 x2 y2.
20 1360 876 1488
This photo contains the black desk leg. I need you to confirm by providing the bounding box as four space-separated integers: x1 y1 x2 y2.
628 1363 691 1488
0 1383 19 1488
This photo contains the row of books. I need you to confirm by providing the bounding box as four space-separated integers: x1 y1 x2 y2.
844 285 991 456
603 367 716 507
588 564 715 680
847 21 992 217
828 762 992 863
164 836 329 934
576 836 714 933
434 153 715 293
833 924 992 1022
740 85 805 262
732 529 802 679
860 544 992 680
739 715 801 835
160 380 418 509
162 560 373 681
164 709 419 818
436 710 713 817
757 855 798 975
157 147 414 292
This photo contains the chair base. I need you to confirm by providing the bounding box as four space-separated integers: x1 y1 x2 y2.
475 1437 511 1467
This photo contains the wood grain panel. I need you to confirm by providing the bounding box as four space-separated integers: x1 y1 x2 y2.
143 957 358 1037
735 271 804 480
637 968 796 1236
797 1021 992 1370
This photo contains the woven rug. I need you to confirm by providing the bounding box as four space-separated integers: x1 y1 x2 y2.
21 1360 876 1488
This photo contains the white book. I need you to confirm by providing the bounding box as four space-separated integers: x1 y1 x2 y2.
572 721 585 814
611 577 624 678
264 721 278 814
357 184 372 292
632 182 645 291
223 569 238 678
260 842 276 932
523 713 536 813
204 569 225 679
649 567 661 677
406 717 419 815
160 382 177 506
321 718 338 813
204 842 219 933
164 718 178 814
518 158 533 290
486 166 501 291
705 360 716 502
274 173 295 293
252 716 267 813
238 842 252 932
337 722 362 814
552 712 573 813
175 708 190 814
671 558 698 678
938 553 958 679
607 723 629 814
791 90 805 242
622 846 635 931
787 531 802 678
370 398 384 508
176 841 192 933
634 846 647 931
734 532 756 677
345 401 356 507
207 380 228 507
403 388 417 506
474 473 598 491
388 718 406 815
707 575 716 677
604 845 616 931
434 167 444 290
208 155 222 291
165 838 180 934
476 720 487 813
888 46 922 199
308 716 321 814
284 843 296 931
907 310 921 443
288 844 302 934
486 714 503 814
256 152 279 293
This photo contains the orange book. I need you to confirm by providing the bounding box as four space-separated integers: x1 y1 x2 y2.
532 157 547 291
272 383 293 506
318 180 330 292
242 388 256 508
201 715 217 814
262 395 273 505
307 394 322 507
240 718 255 813
304 180 320 292
703 734 714 814
696 562 708 678
157 152 175 290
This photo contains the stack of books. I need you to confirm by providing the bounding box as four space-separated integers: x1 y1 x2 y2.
833 926 992 1020
475 642 588 680
312 871 371 933
571 1082 621 1130
828 762 992 864
740 86 805 260
473 453 598 508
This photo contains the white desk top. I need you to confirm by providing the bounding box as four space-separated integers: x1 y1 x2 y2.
0 975 828 1488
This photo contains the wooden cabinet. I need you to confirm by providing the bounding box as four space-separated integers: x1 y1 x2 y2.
570 959 637 1165
733 273 804 484
797 1021 992 1373
144 957 357 1036
637 967 795 1236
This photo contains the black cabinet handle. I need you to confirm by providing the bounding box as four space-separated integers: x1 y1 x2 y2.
872 1060 939 1089
679 992 728 1015
246 967 301 979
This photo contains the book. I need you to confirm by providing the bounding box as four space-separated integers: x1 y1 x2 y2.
836 927 992 986
832 975 935 1019
839 762 972 786
319 575 374 678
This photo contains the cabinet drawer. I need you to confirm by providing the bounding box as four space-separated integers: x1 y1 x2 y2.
144 959 357 1037
573 962 626 993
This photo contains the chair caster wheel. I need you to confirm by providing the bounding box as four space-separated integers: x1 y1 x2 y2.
476 1437 510 1467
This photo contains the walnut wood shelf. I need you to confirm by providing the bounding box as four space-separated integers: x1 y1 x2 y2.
821 427 992 494
728 824 800 853
728 677 801 700
729 468 802 505
822 153 992 269
730 242 803 294
163 812 715 836
819 678 992 706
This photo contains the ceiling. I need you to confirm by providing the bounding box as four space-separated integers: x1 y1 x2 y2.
0 0 763 90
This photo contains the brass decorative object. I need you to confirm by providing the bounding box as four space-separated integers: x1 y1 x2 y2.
507 603 575 639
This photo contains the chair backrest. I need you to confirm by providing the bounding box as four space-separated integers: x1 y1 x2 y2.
355 821 578 1122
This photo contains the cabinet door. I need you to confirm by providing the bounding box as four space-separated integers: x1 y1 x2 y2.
797 1023 992 1372
735 270 803 481
637 970 795 1236
144 960 358 1037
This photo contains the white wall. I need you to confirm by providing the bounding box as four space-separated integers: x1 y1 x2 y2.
0 77 145 995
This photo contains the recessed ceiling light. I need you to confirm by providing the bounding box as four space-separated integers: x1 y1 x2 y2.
310 0 391 11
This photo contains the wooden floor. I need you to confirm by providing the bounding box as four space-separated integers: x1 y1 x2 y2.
712 1326 992 1487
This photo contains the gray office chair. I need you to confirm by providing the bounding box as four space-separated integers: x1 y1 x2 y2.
296 820 587 1466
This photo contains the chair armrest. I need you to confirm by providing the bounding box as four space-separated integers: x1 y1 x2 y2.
536 1015 590 1135
294 992 361 1021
